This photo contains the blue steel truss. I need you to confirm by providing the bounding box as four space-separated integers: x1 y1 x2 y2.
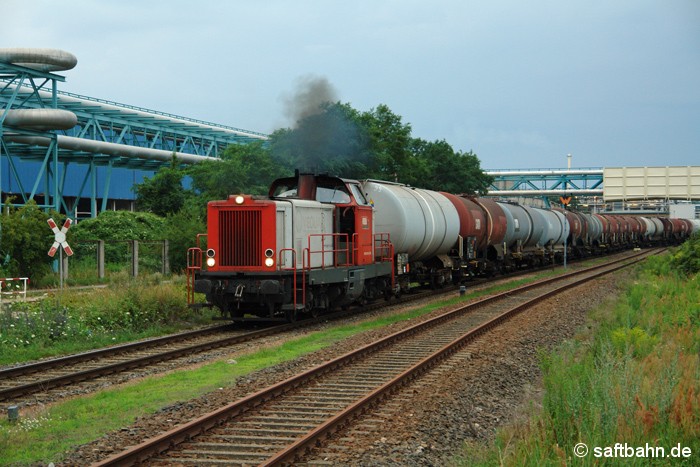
0 61 268 218
486 168 604 193
485 168 605 208
0 62 64 212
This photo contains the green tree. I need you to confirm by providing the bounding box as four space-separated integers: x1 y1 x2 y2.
0 201 54 279
163 201 207 272
70 210 167 243
133 158 187 216
359 104 413 182
409 138 493 194
188 142 283 203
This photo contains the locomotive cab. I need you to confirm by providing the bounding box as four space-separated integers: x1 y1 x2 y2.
269 173 376 266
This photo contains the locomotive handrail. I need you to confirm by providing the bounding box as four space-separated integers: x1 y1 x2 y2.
373 232 392 261
186 247 202 305
336 233 354 266
195 233 207 249
351 233 359 264
307 233 352 269
279 248 299 311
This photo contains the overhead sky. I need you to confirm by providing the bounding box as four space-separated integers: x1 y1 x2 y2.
3 0 699 170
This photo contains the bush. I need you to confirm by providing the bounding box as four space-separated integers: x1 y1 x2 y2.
0 201 55 279
669 233 700 276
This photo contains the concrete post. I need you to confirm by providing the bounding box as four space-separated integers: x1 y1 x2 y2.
97 240 105 279
131 240 139 277
162 240 170 275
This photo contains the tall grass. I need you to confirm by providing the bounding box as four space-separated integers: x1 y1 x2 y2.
0 275 215 365
457 248 700 466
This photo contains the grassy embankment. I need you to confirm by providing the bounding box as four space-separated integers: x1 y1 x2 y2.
458 238 700 466
0 274 216 365
0 265 572 465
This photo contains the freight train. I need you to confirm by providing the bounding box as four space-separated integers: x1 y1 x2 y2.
188 172 699 321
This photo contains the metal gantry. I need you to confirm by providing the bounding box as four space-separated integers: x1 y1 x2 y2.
485 168 605 197
0 61 65 213
1 58 268 218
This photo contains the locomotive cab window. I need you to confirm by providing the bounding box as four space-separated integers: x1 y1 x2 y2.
349 184 369 205
316 183 351 204
271 181 298 198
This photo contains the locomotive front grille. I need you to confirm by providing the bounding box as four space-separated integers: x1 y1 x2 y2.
219 210 262 267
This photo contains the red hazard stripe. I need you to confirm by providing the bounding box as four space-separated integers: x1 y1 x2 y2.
47 218 57 229
62 218 72 230
63 244 74 256
48 246 58 257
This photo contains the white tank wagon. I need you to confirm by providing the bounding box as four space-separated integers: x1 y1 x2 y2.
496 202 569 262
362 180 460 261
690 219 700 235
540 209 569 249
362 180 460 288
497 203 534 253
579 213 603 245
646 217 665 241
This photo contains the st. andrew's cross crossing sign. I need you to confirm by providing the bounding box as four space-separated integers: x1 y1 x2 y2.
48 218 74 257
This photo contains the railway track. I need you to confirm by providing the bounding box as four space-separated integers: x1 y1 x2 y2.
94 248 660 466
0 324 272 403
0 276 458 404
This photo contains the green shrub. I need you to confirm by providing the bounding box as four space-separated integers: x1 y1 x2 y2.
610 326 658 358
669 233 700 276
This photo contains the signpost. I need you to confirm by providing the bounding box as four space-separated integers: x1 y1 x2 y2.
47 218 73 289
48 218 73 257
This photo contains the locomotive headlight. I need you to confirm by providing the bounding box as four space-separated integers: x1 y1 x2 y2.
264 248 274 258
234 195 245 205
206 249 216 267
264 257 275 268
